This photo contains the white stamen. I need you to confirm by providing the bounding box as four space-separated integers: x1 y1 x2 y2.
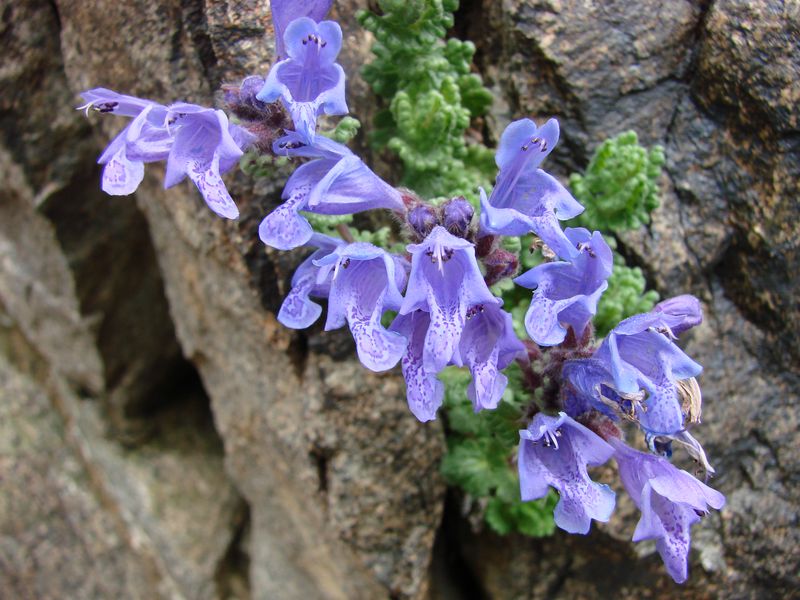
543 429 560 450
76 101 95 117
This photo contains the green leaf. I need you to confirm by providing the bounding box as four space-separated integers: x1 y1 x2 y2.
321 116 361 144
570 130 664 232
440 438 508 497
512 493 558 537
359 0 494 201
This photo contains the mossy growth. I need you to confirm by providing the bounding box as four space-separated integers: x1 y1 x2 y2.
570 130 665 232
357 0 495 202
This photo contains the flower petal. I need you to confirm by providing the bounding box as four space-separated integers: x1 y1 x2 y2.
392 312 444 422
187 155 239 219
258 188 314 250
101 147 144 196
270 1 334 59
278 275 323 329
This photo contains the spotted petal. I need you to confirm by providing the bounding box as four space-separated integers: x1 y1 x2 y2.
518 413 615 534
316 243 408 372
515 228 612 345
401 226 496 372
187 155 239 219
391 311 444 422
259 186 314 250
101 146 144 196
455 301 525 412
612 439 725 583
278 234 343 329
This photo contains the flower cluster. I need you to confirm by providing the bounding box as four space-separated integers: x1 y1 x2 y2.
79 89 255 219
79 0 724 584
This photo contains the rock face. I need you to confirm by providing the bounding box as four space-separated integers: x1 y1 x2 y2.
0 1 797 599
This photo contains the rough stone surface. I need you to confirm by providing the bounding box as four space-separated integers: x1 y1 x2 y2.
54 369 246 600
0 0 797 598
0 355 164 600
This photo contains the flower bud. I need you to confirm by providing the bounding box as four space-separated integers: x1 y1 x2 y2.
442 196 474 238
223 75 270 120
407 204 439 240
482 248 518 286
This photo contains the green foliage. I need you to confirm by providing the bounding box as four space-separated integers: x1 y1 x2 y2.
439 367 556 536
301 213 395 248
322 116 362 144
570 130 665 232
485 489 557 537
239 150 288 179
595 253 659 337
301 212 354 240
357 0 495 201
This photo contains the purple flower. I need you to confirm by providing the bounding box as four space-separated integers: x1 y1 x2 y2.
391 226 523 421
258 17 347 143
653 294 703 337
561 358 621 421
452 301 526 412
259 133 405 251
399 226 496 373
163 103 254 218
519 412 616 534
270 0 334 60
611 438 725 583
595 309 703 435
390 311 445 421
313 243 409 371
79 89 255 219
515 228 612 346
479 118 584 259
80 89 169 196
563 298 704 436
278 233 344 329
392 302 524 419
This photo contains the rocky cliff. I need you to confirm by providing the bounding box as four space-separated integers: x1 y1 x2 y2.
1 1 797 598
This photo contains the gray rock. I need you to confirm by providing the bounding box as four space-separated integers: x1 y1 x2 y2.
1 0 797 597
0 355 164 600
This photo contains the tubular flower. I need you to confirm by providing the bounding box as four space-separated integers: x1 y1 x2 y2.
515 228 612 346
518 412 616 534
257 17 347 143
562 298 704 436
313 242 409 371
259 133 405 251
277 233 344 329
595 309 703 435
611 438 725 583
479 118 584 259
399 226 496 373
79 88 254 219
452 300 526 412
